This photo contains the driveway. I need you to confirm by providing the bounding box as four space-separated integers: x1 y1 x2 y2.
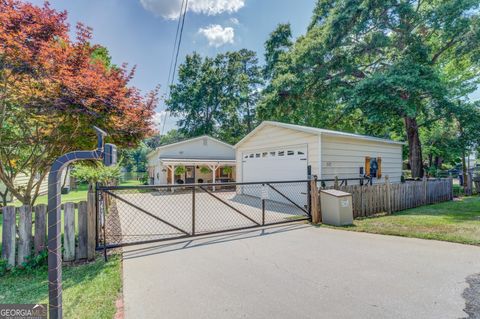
121 224 480 319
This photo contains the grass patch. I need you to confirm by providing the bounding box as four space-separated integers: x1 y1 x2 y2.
0 256 122 319
327 197 480 245
11 179 143 207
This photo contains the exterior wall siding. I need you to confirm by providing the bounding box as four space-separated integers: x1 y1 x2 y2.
236 125 320 182
321 135 403 183
147 136 236 185
0 169 69 203
158 137 235 160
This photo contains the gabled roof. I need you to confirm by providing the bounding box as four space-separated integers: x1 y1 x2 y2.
234 121 405 148
147 135 234 159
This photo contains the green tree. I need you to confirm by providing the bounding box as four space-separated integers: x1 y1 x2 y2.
167 50 262 144
119 142 149 173
71 163 121 191
144 129 186 149
260 0 480 178
264 23 293 80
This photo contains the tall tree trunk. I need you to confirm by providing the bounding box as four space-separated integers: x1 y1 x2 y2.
404 116 424 178
434 156 442 169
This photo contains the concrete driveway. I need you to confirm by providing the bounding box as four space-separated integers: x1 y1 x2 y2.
121 224 480 319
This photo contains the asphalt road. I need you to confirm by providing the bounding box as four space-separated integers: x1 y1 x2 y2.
121 224 480 319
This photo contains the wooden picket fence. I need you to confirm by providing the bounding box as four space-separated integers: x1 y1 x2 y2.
1 194 96 267
319 177 453 219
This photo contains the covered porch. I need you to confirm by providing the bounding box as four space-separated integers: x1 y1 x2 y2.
160 158 236 185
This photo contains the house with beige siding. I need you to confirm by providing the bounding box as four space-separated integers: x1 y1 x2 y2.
235 121 404 184
147 135 236 185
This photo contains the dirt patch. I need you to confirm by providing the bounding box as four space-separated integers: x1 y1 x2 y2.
463 273 480 318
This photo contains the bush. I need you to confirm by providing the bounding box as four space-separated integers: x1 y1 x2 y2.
0 250 48 277
72 163 121 189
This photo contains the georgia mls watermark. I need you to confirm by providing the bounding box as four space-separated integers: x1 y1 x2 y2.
0 304 47 319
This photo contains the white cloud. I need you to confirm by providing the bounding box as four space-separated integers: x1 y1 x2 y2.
140 0 245 20
229 17 239 25
198 24 234 47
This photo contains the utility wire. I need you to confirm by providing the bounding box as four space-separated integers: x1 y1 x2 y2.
166 0 185 90
161 0 188 136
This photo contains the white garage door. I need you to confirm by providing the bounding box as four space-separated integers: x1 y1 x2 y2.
241 146 308 206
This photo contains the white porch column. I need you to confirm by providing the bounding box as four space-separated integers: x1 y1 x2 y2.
169 165 175 193
170 165 175 185
209 164 219 191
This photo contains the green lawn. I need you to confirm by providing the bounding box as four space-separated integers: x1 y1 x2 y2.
0 256 122 319
20 179 143 207
327 197 480 245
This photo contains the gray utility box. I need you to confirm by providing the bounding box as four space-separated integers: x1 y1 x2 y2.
320 189 353 226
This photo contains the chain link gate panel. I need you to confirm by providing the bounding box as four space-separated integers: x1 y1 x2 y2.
96 180 312 251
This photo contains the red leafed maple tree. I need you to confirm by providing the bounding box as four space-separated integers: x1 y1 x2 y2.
0 0 158 205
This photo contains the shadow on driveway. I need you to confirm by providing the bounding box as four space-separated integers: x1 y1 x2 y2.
122 222 310 260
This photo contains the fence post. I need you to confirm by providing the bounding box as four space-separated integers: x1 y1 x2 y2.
18 205 32 266
63 203 75 262
449 176 454 200
423 176 427 205
77 201 88 260
192 186 196 235
310 176 320 224
261 184 266 226
1 206 16 267
87 190 96 261
385 176 391 214
34 204 47 255
466 172 473 196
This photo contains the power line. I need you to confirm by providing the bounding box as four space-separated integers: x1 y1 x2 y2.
161 0 188 136
166 0 185 90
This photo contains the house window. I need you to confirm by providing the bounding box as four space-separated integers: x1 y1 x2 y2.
244 155 248 159
255 153 260 158
365 157 382 178
270 152 276 157
262 152 268 158
278 151 285 156
287 150 294 156
249 154 254 158
298 151 305 155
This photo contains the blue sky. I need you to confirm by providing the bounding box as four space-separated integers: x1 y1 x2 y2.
28 0 480 132
29 0 317 132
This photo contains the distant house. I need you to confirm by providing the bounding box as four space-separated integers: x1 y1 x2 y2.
146 135 236 185
235 121 404 184
0 169 70 203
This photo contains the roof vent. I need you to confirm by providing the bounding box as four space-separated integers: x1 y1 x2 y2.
203 138 208 146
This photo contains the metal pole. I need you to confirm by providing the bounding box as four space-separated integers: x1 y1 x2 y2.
307 179 312 218
95 183 99 249
192 186 196 235
47 127 108 319
261 199 265 226
103 197 108 262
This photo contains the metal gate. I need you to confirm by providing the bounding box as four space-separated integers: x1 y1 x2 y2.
96 180 312 252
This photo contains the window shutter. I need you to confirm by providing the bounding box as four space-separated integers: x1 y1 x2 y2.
365 157 371 176
377 157 382 178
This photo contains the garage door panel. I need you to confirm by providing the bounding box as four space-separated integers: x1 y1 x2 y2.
241 146 308 206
